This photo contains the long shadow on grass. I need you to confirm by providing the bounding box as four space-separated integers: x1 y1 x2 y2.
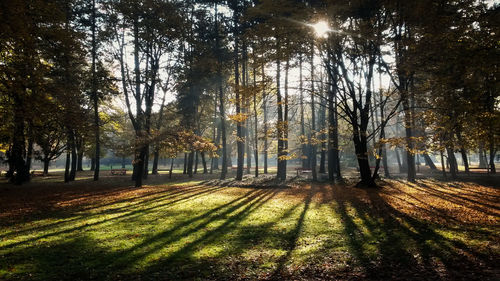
0 185 223 250
269 187 313 279
112 189 276 270
394 180 499 216
0 234 117 280
0 184 212 238
330 185 497 281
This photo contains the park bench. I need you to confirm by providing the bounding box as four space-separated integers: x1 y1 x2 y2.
295 167 312 176
30 170 44 177
230 166 248 171
110 168 127 175
468 167 490 173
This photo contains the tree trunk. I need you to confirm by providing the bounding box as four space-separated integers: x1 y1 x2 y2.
26 130 34 180
253 63 259 177
233 6 243 181
319 75 327 174
440 149 447 179
310 44 317 181
91 0 100 182
479 144 488 168
64 149 71 183
43 158 50 176
423 153 437 170
354 136 374 187
90 157 95 171
276 38 286 181
77 151 84 171
169 158 174 179
447 147 458 179
327 73 338 181
143 146 149 178
183 153 187 174
70 131 77 181
11 98 29 185
262 60 268 174
201 152 208 174
187 151 194 178
460 148 469 173
215 4 227 180
402 97 416 182
299 53 307 169
152 147 159 175
121 157 126 169
194 151 199 174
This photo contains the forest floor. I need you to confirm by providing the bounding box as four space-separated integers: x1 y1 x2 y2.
0 171 499 280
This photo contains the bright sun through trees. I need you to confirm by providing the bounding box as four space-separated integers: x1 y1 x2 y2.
311 21 331 38
0 0 498 280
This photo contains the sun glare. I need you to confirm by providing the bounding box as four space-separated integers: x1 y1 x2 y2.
312 21 330 38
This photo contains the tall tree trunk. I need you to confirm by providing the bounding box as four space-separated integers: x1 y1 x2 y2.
440 149 447 179
11 97 29 184
69 131 77 181
460 148 469 173
194 151 199 174
402 97 416 182
152 148 159 175
64 148 71 183
201 152 208 174
423 153 437 170
319 74 327 174
90 157 95 171
132 12 145 188
327 71 339 181
77 151 84 171
169 158 174 179
447 147 458 179
262 60 268 174
276 38 286 181
283 56 290 178
310 44 317 181
234 6 244 181
215 4 227 179
183 153 188 174
243 42 251 175
187 151 194 178
211 90 217 174
253 63 259 177
26 127 34 179
479 144 488 168
43 158 50 176
143 146 149 178
91 0 100 182
299 53 307 169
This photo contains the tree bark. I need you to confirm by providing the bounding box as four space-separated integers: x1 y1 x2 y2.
43 159 50 176
253 63 259 177
201 152 208 174
276 38 286 181
423 153 437 170
215 4 227 179
310 44 317 181
152 148 159 175
91 0 100 182
262 60 268 174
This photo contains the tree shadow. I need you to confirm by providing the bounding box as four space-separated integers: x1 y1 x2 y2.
0 185 224 251
330 184 498 280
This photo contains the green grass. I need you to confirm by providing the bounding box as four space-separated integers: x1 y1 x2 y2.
0 173 498 280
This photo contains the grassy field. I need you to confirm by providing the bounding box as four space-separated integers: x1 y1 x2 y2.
0 171 498 280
